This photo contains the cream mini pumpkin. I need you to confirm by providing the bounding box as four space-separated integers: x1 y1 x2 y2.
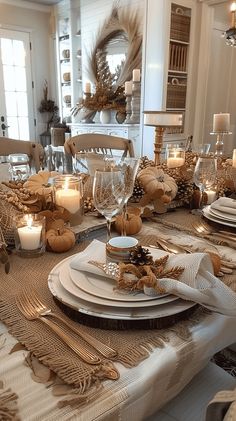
24 170 58 196
138 167 178 200
46 227 76 253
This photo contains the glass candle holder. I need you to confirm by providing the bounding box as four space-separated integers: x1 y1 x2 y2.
8 153 30 181
166 146 185 169
14 214 46 257
53 174 83 226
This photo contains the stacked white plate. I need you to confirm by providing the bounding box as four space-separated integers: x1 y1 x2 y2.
202 197 236 228
48 252 195 321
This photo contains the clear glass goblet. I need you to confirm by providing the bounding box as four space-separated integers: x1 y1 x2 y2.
193 156 217 214
104 156 140 235
93 169 125 240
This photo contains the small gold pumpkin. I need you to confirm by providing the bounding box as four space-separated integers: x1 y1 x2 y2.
115 207 142 235
46 227 75 253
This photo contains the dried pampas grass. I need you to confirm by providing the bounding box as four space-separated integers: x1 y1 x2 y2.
86 4 142 87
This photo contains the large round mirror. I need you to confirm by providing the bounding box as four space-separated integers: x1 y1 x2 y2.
105 33 128 75
87 6 142 87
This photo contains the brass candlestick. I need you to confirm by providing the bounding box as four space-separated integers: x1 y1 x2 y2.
153 127 165 166
144 111 183 166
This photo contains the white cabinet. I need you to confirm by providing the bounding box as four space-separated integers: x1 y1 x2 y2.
69 123 140 156
142 0 198 159
54 0 82 122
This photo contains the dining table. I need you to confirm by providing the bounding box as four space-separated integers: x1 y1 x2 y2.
0 207 236 421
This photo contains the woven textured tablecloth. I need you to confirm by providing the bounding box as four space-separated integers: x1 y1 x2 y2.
0 208 236 420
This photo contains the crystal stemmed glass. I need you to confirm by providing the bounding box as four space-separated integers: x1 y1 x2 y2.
193 156 217 213
105 157 140 235
93 169 125 240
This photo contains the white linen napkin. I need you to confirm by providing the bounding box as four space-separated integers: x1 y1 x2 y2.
70 240 236 317
211 197 236 216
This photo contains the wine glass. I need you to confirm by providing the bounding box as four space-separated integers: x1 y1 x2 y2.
93 169 125 240
193 156 217 213
105 157 140 235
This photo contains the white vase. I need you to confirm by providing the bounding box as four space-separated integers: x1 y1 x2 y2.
100 109 111 124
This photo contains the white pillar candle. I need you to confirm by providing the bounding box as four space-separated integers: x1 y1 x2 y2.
84 82 91 93
124 81 133 95
232 149 236 168
56 188 81 214
167 148 185 168
18 217 42 250
132 69 140 82
206 189 217 205
167 157 185 168
213 113 230 132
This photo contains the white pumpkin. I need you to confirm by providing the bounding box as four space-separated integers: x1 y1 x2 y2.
138 167 178 200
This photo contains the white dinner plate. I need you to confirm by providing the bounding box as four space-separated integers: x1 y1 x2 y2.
208 207 236 222
48 259 195 320
69 265 169 302
59 257 178 308
203 206 236 228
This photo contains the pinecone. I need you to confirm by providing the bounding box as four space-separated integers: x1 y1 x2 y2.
176 180 194 204
130 179 144 202
129 246 154 266
138 156 155 171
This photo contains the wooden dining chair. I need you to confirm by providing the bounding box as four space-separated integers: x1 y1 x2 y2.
64 133 135 157
0 137 44 172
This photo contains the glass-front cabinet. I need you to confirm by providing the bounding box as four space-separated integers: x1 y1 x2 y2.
54 0 82 122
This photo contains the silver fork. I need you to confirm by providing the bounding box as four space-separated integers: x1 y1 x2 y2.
15 289 102 365
24 288 117 359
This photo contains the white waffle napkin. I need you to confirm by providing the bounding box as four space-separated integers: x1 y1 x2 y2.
70 240 236 317
211 197 236 216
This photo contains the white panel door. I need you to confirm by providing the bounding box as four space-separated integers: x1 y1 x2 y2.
0 29 35 140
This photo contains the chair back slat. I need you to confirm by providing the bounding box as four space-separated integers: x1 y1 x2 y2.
64 133 135 158
0 137 44 172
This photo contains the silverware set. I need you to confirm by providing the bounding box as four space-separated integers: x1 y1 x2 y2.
149 237 236 275
16 288 118 367
192 220 236 246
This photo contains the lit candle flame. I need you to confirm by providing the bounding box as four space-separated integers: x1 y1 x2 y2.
26 215 33 229
63 178 70 190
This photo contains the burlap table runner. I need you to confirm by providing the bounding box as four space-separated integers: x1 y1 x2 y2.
0 210 233 398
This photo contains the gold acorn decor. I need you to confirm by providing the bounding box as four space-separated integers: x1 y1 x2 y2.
84 196 95 213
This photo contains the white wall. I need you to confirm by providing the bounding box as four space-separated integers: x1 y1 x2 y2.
0 2 56 141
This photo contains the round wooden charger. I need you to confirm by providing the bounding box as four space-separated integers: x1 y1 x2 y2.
53 297 198 330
